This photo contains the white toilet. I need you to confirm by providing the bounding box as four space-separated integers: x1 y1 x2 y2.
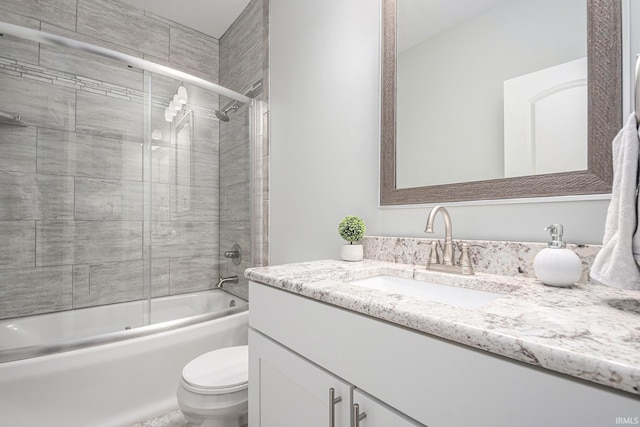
177 345 249 427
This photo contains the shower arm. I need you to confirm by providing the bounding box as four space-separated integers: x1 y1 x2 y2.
0 110 27 127
0 110 19 121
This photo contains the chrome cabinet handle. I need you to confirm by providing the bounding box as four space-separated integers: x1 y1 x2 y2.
353 403 367 426
329 388 342 427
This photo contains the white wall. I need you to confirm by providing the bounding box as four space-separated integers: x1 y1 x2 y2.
270 0 618 265
270 0 382 264
630 0 640 115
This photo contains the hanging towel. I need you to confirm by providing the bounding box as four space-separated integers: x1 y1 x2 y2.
591 113 640 290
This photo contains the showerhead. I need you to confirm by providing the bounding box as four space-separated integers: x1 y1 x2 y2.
214 102 240 122
214 109 230 122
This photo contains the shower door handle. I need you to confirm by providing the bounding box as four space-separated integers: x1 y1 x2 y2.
329 387 342 427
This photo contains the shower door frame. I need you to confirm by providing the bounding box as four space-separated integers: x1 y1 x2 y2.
0 21 265 344
0 23 251 104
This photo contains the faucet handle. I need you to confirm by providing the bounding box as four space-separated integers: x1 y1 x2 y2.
459 243 485 275
419 240 441 267
431 241 442 266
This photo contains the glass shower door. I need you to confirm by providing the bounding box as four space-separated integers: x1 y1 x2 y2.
146 72 222 324
0 31 150 345
0 21 255 353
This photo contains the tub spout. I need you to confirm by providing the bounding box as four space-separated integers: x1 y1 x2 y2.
216 275 239 288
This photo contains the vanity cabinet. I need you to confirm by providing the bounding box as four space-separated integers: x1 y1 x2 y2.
352 389 421 426
249 330 420 426
249 330 351 427
248 281 640 427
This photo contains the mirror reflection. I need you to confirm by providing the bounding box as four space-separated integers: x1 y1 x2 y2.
396 0 587 189
174 110 193 216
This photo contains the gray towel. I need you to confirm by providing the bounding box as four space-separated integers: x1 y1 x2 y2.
591 113 640 290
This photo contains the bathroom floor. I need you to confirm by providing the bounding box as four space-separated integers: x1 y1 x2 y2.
131 410 249 427
130 410 190 427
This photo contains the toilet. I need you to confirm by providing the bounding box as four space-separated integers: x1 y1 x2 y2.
177 345 249 427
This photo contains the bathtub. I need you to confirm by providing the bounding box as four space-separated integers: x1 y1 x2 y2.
0 289 248 427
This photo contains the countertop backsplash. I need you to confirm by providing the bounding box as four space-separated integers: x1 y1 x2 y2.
362 236 601 284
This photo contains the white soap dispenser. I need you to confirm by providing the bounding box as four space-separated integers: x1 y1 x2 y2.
533 224 582 287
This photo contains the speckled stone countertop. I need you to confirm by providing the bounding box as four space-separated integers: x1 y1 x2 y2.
245 259 640 396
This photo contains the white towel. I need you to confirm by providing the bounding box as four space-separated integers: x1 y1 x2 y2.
591 113 640 290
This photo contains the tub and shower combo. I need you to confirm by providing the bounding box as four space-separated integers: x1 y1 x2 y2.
0 20 264 427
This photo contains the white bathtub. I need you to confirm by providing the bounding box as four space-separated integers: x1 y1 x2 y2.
0 289 248 427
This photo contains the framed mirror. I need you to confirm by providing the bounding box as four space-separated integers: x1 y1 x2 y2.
381 0 621 205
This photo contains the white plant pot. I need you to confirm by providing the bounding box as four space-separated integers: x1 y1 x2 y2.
341 244 363 262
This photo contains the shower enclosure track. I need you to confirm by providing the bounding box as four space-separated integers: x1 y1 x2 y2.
0 302 248 363
0 21 252 104
0 21 256 362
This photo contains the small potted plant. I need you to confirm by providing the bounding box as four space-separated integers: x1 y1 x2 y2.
338 215 366 261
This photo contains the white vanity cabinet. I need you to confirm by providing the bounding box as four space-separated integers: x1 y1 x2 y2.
249 329 420 426
248 281 640 427
352 389 422 426
249 330 351 427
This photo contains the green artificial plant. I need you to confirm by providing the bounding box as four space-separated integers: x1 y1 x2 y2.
338 215 366 244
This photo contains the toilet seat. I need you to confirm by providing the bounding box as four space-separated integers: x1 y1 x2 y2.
181 345 248 395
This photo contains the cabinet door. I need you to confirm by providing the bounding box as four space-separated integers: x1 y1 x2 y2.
249 329 352 427
353 389 425 427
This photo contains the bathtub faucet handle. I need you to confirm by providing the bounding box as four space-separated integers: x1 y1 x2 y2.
224 244 242 266
216 275 239 288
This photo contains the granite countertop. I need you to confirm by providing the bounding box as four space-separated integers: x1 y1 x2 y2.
245 259 640 396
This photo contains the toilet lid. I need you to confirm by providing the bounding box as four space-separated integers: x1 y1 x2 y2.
182 345 248 392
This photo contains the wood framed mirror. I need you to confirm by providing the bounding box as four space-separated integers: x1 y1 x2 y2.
380 0 621 206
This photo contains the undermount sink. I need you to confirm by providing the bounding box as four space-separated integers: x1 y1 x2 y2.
346 275 507 309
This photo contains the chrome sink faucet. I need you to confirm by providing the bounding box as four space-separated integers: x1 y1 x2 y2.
424 205 454 266
423 205 483 275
